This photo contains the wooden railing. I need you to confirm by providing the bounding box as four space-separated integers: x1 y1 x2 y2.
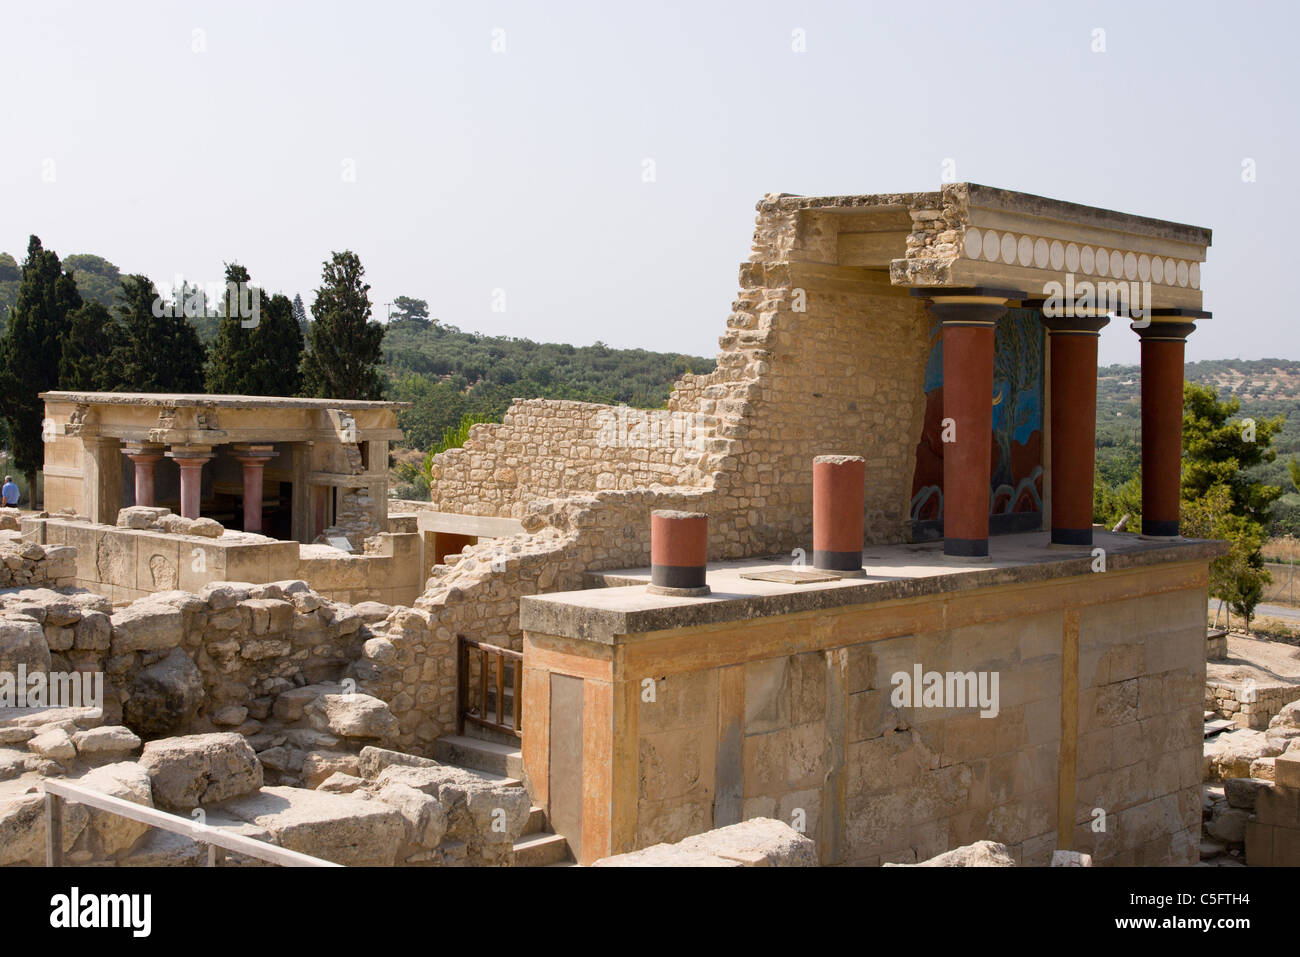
43 778 341 867
457 635 522 739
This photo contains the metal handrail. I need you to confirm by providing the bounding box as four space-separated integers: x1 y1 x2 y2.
43 778 342 867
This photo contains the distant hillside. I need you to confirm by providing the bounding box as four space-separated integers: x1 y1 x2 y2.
382 318 715 450
1097 358 1300 532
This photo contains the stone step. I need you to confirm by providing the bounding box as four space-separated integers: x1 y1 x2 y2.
513 831 570 867
523 805 548 836
433 734 523 779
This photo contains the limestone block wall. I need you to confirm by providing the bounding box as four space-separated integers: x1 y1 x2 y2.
423 197 933 562
427 399 717 518
1205 679 1300 731
23 517 422 608
518 559 1211 866
1068 590 1206 866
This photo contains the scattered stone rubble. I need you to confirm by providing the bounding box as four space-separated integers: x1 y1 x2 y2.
1200 699 1300 865
592 818 817 867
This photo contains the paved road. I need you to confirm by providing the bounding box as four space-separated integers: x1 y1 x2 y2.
1254 603 1300 623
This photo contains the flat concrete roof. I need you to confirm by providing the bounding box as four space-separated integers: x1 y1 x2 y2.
520 530 1227 644
40 392 410 411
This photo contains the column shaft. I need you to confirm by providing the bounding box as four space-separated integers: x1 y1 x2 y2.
1044 318 1108 545
941 321 997 557
1137 323 1195 537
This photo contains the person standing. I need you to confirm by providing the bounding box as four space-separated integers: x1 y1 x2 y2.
1 476 19 507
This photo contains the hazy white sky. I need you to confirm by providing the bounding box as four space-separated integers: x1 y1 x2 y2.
1 0 1294 368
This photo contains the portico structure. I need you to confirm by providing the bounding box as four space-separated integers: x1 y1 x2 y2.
37 393 408 545
887 185 1213 556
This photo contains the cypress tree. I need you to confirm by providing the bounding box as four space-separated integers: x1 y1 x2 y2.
59 301 113 391
104 275 206 392
301 251 385 400
0 236 83 497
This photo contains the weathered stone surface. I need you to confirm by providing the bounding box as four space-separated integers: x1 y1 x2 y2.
306 693 398 740
352 601 394 623
27 727 76 762
0 615 50 676
676 817 819 866
1225 776 1270 811
1206 807 1250 844
301 750 360 788
1051 850 1093 866
272 683 340 723
189 518 225 538
1204 729 1284 781
77 761 154 855
117 828 202 866
124 648 204 736
0 791 89 865
911 840 1016 867
139 732 263 810
110 601 183 654
317 771 364 793
117 506 170 529
373 763 530 846
72 725 142 758
73 611 112 651
357 745 439 780
377 780 449 848
220 785 406 866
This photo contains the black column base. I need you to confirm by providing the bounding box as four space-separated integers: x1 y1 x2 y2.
1141 519 1180 538
944 537 988 558
813 549 864 573
1050 527 1093 546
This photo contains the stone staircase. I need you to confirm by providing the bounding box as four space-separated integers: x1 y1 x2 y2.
434 714 574 866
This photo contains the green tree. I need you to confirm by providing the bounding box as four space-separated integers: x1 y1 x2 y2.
0 252 20 333
104 275 206 392
1183 484 1270 632
390 295 431 328
62 253 122 309
205 263 260 394
0 236 83 496
291 293 309 336
1288 456 1300 493
1182 382 1285 523
301 251 385 400
249 293 304 396
1181 383 1285 631
59 301 113 391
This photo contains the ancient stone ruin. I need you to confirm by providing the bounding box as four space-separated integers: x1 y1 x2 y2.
4 183 1295 868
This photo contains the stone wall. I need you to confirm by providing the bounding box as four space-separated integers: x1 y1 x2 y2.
23 515 423 608
1068 590 1206 866
518 554 1212 865
424 199 934 560
1206 678 1300 731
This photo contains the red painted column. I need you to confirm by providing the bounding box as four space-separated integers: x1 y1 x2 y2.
812 454 865 576
233 444 278 534
165 447 214 520
1134 318 1198 538
123 443 165 508
919 289 1022 560
648 509 709 596
1042 315 1109 545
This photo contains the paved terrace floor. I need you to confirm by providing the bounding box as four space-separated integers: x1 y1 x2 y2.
520 530 1227 642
